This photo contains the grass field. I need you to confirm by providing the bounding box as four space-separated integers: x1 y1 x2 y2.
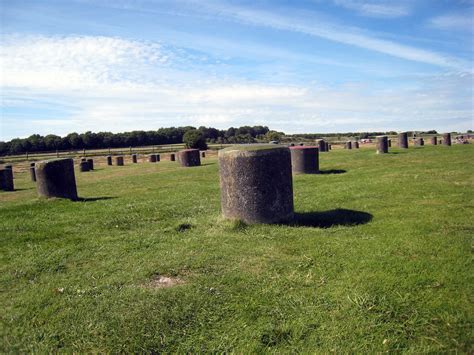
1 144 473 352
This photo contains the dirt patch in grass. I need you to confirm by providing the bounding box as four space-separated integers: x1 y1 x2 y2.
141 274 185 289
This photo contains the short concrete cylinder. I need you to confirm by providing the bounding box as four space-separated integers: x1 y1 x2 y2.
290 146 319 174
376 135 389 154
325 142 329 151
328 144 332 150
0 168 14 191
30 164 36 182
398 132 408 149
106 156 112 165
178 149 201 167
442 133 451 146
132 154 137 163
87 158 94 170
353 141 359 149
156 154 160 162
345 141 352 149
201 151 206 158
115 156 124 166
430 137 437 145
219 145 294 224
80 161 90 172
35 158 78 200
388 139 392 147
170 153 176 161
316 139 326 152
420 138 424 146
148 154 157 163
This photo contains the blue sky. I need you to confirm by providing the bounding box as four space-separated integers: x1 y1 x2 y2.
1 0 473 140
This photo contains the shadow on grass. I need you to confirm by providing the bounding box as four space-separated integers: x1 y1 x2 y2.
290 208 372 228
318 169 346 175
76 196 116 202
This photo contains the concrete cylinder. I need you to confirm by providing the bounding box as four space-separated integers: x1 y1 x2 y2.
35 158 78 200
115 156 124 166
290 146 319 174
170 153 176 161
376 135 389 154
430 137 437 145
80 161 90 172
81 157 86 162
30 163 36 182
178 149 201 167
353 141 359 149
420 138 424 146
219 145 294 224
328 144 332 150
132 154 137 163
87 158 94 170
398 132 408 148
148 154 157 163
0 168 14 191
442 133 451 146
345 141 352 149
201 151 206 158
388 139 392 147
156 154 160 162
325 142 329 151
106 156 112 165
316 139 326 152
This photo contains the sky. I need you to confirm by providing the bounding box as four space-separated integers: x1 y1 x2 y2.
0 0 473 140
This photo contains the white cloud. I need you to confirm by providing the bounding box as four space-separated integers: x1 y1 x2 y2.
429 13 474 32
333 0 412 18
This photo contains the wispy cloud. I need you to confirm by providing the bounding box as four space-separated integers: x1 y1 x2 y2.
429 12 474 32
333 0 412 18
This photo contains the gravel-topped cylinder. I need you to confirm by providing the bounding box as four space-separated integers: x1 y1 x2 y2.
148 154 157 163
398 132 408 149
178 149 201 167
0 168 14 191
442 133 451 146
316 139 326 152
170 153 176 161
345 141 352 149
219 145 294 224
353 141 359 149
376 135 389 154
290 146 319 174
132 154 137 163
430 137 437 145
87 158 94 170
30 163 36 182
106 156 112 165
80 161 90 172
35 158 78 200
115 156 124 166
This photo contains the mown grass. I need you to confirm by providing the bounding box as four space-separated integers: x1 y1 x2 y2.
1 145 473 352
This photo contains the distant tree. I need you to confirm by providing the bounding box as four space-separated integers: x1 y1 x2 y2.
183 129 208 150
265 130 283 142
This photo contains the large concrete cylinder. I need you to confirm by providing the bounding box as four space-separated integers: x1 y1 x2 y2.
148 154 157 163
430 137 437 145
398 132 408 149
353 141 359 149
170 153 176 161
376 135 388 154
132 154 137 163
345 141 352 149
178 149 201 167
219 145 294 224
87 158 94 170
106 156 112 165
316 139 326 152
80 161 90 172
35 158 78 200
442 133 451 146
0 168 14 191
115 156 124 166
290 146 319 174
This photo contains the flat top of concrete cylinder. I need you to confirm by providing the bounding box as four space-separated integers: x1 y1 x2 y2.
36 158 73 165
219 144 288 157
289 146 318 150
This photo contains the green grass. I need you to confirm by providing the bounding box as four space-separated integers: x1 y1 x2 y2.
1 145 473 352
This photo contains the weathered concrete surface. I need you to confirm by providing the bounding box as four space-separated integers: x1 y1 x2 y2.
106 156 112 165
148 154 157 163
430 137 438 145
345 141 352 149
290 146 319 174
218 145 294 224
398 132 408 149
35 158 78 200
376 135 388 154
87 158 94 170
0 168 14 191
80 161 90 172
442 133 452 146
132 154 138 163
178 149 201 167
115 156 124 166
